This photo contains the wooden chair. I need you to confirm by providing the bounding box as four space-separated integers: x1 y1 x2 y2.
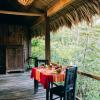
50 66 77 100
34 57 49 93
34 57 49 67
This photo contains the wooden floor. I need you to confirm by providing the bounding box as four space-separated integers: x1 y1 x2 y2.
0 72 46 100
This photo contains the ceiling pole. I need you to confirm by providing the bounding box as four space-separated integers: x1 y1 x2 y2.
0 10 43 16
45 11 50 62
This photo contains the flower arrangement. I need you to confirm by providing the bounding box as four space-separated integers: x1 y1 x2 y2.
55 65 62 73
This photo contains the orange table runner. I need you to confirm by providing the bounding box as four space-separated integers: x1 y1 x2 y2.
31 67 65 89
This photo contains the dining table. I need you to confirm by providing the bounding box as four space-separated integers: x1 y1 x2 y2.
31 66 66 100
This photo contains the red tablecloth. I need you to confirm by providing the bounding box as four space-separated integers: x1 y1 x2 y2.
31 67 65 89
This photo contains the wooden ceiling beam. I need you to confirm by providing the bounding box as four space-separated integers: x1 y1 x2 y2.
47 0 73 17
33 0 73 29
0 10 43 16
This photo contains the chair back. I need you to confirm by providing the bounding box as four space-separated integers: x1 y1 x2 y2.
34 57 49 67
64 66 77 100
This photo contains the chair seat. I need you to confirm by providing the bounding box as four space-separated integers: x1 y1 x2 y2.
50 85 65 97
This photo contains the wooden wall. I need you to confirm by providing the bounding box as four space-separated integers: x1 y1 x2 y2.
0 24 30 73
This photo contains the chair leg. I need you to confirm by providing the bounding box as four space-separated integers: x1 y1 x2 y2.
63 96 66 100
50 92 53 100
60 97 62 100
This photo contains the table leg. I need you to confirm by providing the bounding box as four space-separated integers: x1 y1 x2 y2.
46 89 49 100
34 79 38 94
46 82 51 100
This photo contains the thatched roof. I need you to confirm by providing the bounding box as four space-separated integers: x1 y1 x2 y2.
31 0 100 37
0 0 100 37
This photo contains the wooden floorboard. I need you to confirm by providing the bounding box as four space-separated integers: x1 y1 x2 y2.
0 72 46 100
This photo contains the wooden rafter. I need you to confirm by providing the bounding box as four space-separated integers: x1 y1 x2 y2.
33 0 73 28
0 10 43 16
47 0 73 16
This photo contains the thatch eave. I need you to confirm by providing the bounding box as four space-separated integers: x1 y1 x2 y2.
31 0 100 37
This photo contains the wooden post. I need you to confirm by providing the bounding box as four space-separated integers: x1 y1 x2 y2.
45 11 50 62
27 29 31 69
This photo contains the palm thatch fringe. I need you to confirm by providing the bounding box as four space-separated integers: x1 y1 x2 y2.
31 22 45 37
32 0 100 36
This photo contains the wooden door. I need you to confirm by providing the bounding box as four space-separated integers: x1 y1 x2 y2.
6 46 23 71
0 45 6 74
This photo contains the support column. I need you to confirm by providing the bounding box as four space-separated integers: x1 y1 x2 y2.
27 29 31 69
45 11 50 62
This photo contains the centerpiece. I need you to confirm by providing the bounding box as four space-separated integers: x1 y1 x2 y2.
55 65 62 74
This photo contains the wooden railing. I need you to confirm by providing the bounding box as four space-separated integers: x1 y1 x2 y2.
77 70 100 81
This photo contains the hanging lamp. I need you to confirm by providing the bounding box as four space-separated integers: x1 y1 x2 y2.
17 0 34 6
